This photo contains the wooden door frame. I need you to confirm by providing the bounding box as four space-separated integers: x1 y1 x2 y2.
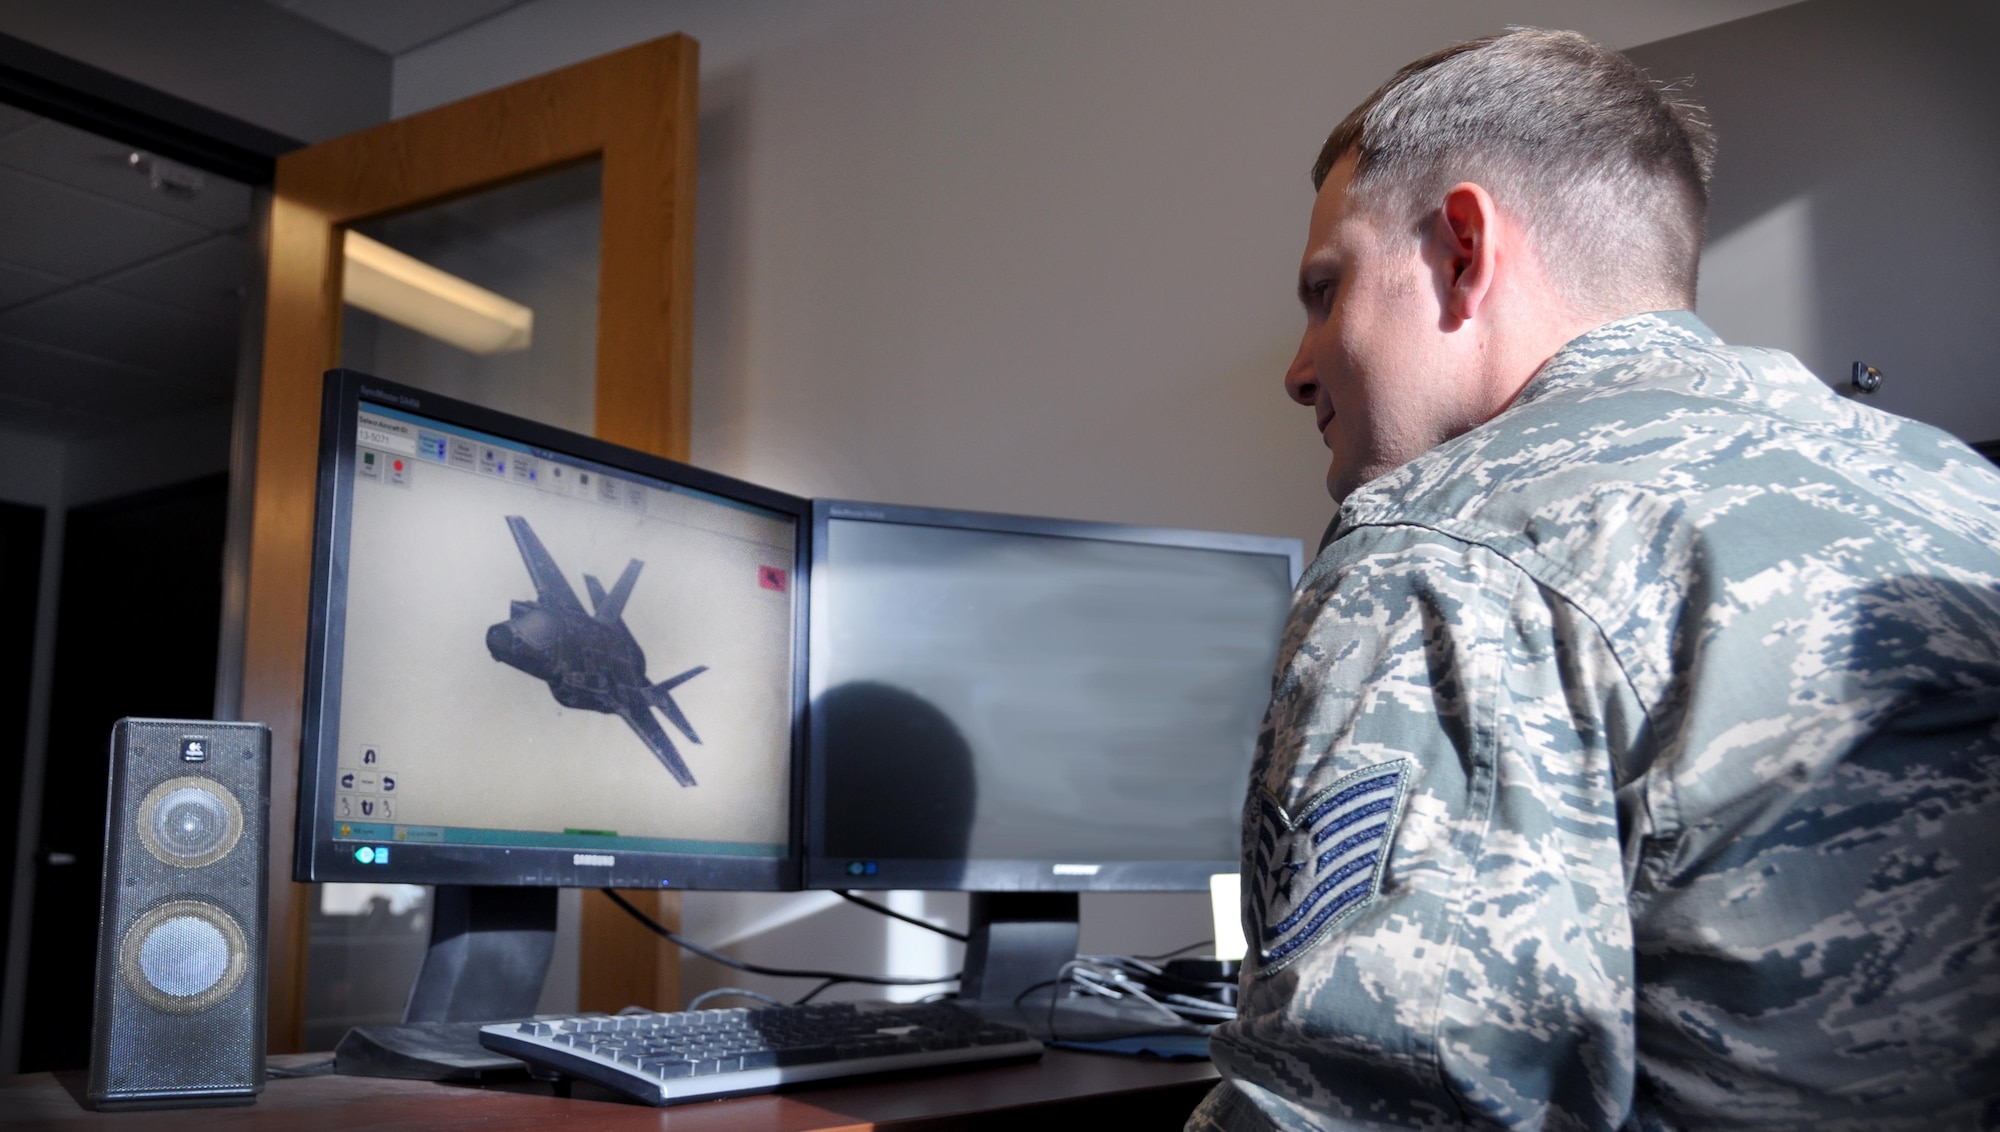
244 34 699 1051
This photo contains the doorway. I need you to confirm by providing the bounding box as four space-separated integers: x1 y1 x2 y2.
0 100 257 1072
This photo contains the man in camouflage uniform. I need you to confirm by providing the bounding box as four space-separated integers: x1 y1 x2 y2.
1193 28 2000 1131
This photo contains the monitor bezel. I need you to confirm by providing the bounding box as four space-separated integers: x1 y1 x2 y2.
802 498 1303 892
295 369 810 891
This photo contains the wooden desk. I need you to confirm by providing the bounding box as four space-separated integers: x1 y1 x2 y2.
2 1050 1219 1130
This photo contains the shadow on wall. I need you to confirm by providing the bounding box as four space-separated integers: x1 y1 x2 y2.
1629 0 2000 442
671 682 976 1010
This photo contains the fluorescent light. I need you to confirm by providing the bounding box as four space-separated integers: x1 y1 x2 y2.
342 230 534 356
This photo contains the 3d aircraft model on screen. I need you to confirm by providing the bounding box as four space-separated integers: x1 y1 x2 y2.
486 515 709 786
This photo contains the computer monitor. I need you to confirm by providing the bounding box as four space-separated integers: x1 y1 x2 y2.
296 370 808 1020
802 500 1300 1007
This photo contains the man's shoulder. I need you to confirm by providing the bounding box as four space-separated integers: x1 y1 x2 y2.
1340 318 2000 568
1323 317 2000 705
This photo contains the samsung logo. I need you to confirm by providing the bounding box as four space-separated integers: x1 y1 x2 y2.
1052 863 1100 876
573 853 615 867
830 506 888 520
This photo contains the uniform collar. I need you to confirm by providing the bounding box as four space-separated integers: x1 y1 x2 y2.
1325 310 1723 544
1513 309 1722 408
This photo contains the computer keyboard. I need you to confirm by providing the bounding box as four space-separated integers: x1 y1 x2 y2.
478 1000 1043 1105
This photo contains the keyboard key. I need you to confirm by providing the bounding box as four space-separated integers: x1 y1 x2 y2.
774 1045 838 1066
480 1002 1041 1105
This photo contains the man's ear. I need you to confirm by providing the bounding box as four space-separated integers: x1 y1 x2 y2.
1437 182 1500 326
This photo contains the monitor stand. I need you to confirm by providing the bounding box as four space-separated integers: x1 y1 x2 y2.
405 885 558 1021
960 892 1079 1004
955 893 1201 1043
332 885 558 1081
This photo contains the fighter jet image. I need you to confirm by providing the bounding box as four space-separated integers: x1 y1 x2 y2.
486 515 708 786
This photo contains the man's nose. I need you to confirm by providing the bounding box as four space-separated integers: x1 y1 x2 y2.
1284 336 1318 407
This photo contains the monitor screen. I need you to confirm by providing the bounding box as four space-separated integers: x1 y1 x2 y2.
804 501 1300 891
296 371 807 890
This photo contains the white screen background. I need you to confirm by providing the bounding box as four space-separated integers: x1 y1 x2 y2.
336 423 796 848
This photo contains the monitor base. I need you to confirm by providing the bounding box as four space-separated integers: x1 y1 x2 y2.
332 1019 534 1082
333 884 560 1082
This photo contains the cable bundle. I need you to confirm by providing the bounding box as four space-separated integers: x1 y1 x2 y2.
1043 955 1237 1029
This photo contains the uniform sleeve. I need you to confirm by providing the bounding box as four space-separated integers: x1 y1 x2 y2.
1193 524 1643 1131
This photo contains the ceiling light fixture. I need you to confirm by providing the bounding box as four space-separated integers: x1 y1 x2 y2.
128 151 205 198
341 230 534 356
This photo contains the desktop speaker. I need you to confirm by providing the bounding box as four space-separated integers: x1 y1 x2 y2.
87 718 270 1110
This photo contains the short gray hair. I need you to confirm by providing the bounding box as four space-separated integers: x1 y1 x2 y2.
1314 28 1715 313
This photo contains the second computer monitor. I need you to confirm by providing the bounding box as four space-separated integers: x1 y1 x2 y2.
806 500 1301 891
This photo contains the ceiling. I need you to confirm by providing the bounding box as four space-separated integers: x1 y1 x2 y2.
0 102 253 440
265 0 534 57
0 4 535 443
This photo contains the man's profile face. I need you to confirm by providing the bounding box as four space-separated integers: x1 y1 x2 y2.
1286 154 1470 503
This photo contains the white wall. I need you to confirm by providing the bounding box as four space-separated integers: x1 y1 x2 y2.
401 0 1802 543
392 0 1812 1007
1632 0 2000 442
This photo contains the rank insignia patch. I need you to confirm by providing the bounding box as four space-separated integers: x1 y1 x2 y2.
1250 759 1411 976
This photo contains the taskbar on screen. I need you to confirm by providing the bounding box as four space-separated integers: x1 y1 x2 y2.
331 820 785 859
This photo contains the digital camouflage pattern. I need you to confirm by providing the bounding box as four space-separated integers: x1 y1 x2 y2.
1191 311 2000 1130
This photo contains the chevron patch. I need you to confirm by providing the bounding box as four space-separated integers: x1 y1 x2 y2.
1250 759 1412 976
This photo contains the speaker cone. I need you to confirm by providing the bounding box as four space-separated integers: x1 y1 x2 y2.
118 900 248 1014
136 776 243 868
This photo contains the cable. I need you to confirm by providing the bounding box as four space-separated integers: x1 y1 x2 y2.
1059 959 1186 1027
1008 954 1238 1038
835 890 971 942
600 888 959 987
1080 953 1237 1018
1011 977 1066 1008
687 987 787 1010
1136 936 1208 964
792 978 844 1005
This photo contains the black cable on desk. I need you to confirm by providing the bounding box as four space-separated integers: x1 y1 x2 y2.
600 888 959 987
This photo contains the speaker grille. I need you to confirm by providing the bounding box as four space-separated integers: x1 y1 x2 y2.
118 900 248 1015
135 776 243 868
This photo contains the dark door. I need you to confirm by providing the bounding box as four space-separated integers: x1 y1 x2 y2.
19 474 226 1072
0 501 44 998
